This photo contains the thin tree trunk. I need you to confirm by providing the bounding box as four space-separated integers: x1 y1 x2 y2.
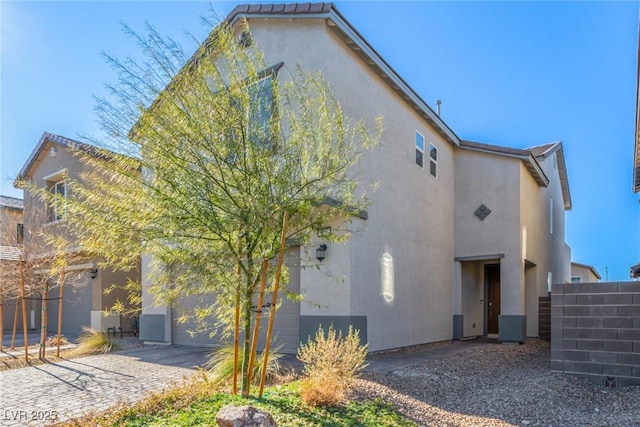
56 272 65 357
10 297 19 350
259 211 289 397
246 259 268 396
39 281 49 360
19 257 28 362
232 263 241 396
241 283 253 397
0 283 3 352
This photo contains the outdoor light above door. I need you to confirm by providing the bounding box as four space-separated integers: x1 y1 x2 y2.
316 244 327 262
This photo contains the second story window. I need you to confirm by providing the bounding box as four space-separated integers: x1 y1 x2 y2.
429 143 438 177
248 74 276 148
51 180 67 221
16 223 24 243
415 132 424 167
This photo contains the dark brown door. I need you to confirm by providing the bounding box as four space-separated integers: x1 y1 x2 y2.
486 264 500 334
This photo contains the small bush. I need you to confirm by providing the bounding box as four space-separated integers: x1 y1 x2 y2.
299 376 344 407
297 325 368 407
73 327 119 355
204 344 282 386
46 335 69 346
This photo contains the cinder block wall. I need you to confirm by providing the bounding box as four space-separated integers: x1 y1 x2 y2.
551 282 640 387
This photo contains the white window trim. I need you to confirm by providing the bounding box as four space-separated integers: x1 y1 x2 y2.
570 276 582 283
415 131 425 168
42 168 68 182
429 143 438 178
549 196 554 234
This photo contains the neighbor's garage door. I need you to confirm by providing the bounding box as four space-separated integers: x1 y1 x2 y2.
47 272 92 334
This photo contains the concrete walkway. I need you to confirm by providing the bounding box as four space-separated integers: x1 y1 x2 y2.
0 339 497 426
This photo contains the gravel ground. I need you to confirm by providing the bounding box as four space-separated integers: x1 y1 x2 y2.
349 340 640 427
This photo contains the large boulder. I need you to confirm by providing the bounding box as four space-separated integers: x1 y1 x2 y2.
216 404 277 427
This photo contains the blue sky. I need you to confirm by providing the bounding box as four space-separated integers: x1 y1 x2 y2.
1 1 639 281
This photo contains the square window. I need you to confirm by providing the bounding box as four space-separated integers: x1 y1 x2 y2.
415 132 424 167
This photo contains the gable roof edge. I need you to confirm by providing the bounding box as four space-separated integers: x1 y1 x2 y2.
227 3 461 147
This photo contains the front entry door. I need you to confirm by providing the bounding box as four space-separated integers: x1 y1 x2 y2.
486 264 500 334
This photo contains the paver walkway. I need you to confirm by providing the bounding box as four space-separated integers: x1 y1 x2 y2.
0 346 210 426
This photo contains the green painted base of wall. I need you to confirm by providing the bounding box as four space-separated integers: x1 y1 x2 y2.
499 315 526 343
453 315 463 340
299 315 367 346
140 314 167 342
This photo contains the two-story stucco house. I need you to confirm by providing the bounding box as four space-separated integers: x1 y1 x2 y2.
136 3 573 352
16 132 139 335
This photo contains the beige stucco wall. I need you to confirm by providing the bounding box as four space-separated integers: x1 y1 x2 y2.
454 150 522 321
455 147 571 338
249 19 455 351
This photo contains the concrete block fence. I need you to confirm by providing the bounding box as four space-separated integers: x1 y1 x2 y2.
551 282 640 387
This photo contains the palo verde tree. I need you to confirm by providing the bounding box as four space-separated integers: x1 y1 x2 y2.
60 17 381 395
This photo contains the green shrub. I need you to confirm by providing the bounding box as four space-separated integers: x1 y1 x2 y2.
297 325 368 407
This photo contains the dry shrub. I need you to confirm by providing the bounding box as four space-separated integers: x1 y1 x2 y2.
46 335 69 346
73 327 119 355
297 325 368 407
299 376 344 407
204 344 283 386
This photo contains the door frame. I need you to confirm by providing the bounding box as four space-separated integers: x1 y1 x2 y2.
484 263 500 336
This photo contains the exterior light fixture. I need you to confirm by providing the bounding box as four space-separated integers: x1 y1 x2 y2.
49 146 58 158
316 244 327 262
90 268 98 279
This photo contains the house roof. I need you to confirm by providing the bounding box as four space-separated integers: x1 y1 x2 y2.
0 195 23 211
460 140 572 210
571 261 602 280
225 3 461 148
0 245 22 261
16 132 97 182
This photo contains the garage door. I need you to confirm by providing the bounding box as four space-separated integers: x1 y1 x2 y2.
47 272 92 335
171 248 300 353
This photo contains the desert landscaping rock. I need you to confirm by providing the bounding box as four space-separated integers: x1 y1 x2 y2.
350 340 640 426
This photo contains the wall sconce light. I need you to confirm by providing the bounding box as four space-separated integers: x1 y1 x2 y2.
49 146 58 158
316 244 327 262
90 268 98 279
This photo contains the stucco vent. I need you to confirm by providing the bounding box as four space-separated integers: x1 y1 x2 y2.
474 204 492 221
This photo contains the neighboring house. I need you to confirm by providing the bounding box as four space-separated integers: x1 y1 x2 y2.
0 195 34 332
0 195 24 246
137 3 573 352
570 262 601 283
16 132 139 335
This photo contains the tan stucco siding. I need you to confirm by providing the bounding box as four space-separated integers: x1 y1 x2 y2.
249 19 455 350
